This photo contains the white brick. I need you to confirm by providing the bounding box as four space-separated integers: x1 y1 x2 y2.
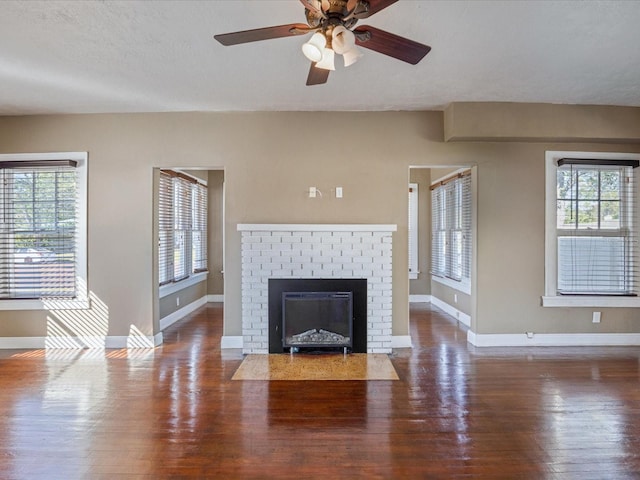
271 269 293 277
240 225 396 351
251 242 273 251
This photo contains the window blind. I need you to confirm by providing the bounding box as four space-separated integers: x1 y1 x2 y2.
0 162 78 299
192 182 207 273
431 171 472 283
158 170 208 287
556 162 637 295
158 172 173 285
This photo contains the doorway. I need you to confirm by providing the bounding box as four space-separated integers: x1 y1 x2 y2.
153 168 225 333
408 166 476 330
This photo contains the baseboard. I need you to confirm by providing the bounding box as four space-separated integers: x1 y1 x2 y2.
0 337 48 349
467 331 640 347
430 296 471 328
392 335 412 348
160 296 208 331
221 335 243 349
0 334 160 350
409 294 432 303
207 294 224 303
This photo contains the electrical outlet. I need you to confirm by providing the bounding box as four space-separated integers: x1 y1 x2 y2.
454 294 458 303
309 186 317 198
177 297 180 307
592 311 601 323
336 187 343 198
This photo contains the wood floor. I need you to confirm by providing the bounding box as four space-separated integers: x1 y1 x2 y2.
1 303 639 479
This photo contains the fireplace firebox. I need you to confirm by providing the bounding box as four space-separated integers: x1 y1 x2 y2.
268 279 367 353
282 292 353 350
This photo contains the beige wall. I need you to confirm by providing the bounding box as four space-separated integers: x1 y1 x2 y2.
207 170 224 296
159 281 207 319
409 168 431 296
431 281 472 316
0 106 639 345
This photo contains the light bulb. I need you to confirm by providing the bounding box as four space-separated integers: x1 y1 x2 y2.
302 32 327 62
342 46 363 67
315 48 335 70
332 26 355 55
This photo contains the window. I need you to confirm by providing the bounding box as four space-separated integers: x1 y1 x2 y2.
0 152 87 308
158 170 207 288
431 170 472 291
408 183 418 280
543 151 640 307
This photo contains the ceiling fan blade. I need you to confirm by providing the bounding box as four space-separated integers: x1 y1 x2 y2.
354 26 431 64
354 0 399 19
214 23 311 46
306 63 330 86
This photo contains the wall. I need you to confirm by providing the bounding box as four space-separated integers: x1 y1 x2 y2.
159 281 207 319
431 281 471 316
207 170 224 296
0 106 638 347
409 168 431 296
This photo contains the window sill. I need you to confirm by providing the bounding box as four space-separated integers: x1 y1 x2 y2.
159 272 208 298
542 296 640 308
0 298 90 311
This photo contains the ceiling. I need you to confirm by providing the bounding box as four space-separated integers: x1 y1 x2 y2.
1 0 639 116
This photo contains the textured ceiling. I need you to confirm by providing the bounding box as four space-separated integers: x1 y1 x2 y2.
0 0 639 115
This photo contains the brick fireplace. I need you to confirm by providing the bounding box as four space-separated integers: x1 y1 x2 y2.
238 224 396 354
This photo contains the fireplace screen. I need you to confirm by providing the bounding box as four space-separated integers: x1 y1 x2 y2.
282 292 353 349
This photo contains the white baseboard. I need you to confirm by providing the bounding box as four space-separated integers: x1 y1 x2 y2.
207 294 224 303
467 331 640 347
221 335 243 349
392 335 412 348
430 296 471 328
409 294 432 303
160 296 208 331
0 337 48 349
0 334 160 350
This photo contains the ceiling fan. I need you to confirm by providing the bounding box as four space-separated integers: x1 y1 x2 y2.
214 0 431 86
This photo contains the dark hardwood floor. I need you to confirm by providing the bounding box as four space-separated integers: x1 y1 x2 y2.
1 303 639 479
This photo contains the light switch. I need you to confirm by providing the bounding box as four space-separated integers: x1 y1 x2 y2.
336 187 343 198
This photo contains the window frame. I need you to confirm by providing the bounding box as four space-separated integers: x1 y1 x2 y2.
158 170 208 298
0 152 88 310
430 169 472 295
543 151 640 308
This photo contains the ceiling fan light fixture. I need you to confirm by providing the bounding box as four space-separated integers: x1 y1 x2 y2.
331 26 355 55
315 47 335 70
342 45 363 67
302 32 326 62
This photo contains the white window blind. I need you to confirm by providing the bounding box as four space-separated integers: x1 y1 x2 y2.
0 160 79 299
431 171 472 283
192 182 208 274
408 183 418 280
556 159 638 295
158 170 208 287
